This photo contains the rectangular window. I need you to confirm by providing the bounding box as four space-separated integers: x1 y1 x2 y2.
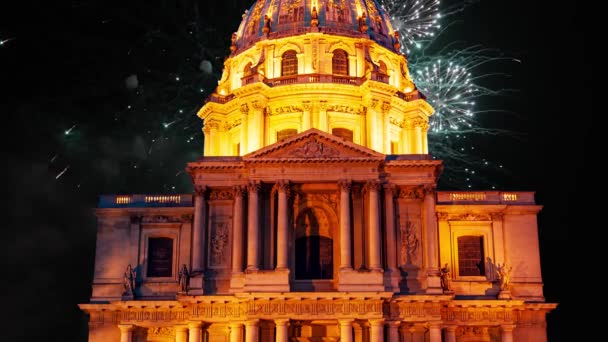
457 236 485 276
147 237 173 277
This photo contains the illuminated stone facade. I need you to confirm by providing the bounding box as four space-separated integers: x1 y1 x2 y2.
79 1 556 341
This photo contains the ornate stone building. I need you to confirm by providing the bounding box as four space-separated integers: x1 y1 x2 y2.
79 1 556 341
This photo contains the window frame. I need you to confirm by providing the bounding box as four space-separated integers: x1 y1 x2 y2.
140 224 181 282
449 221 494 281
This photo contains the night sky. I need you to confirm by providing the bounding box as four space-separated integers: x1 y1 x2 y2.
2 0 587 340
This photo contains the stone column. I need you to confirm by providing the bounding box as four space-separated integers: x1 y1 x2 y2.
386 321 400 342
232 186 245 274
382 102 391 154
501 324 515 342
118 324 134 342
275 319 289 342
276 181 290 270
338 180 353 270
188 322 203 342
428 322 442 342
247 181 261 271
444 325 457 342
245 319 259 342
229 322 244 342
424 185 442 294
413 119 423 154
369 319 384 342
383 185 398 273
302 101 312 131
420 120 429 154
319 101 328 132
367 181 383 271
239 104 249 154
175 325 189 342
339 319 354 342
191 185 207 294
247 102 265 152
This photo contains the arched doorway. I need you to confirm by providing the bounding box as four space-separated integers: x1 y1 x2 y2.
294 207 333 280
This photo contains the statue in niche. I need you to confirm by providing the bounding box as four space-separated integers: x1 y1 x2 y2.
178 264 190 293
496 262 512 291
440 263 453 293
123 264 136 297
400 220 419 266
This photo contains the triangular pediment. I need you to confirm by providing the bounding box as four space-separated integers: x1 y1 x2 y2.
243 128 385 162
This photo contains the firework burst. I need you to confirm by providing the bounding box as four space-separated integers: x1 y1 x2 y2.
380 0 441 53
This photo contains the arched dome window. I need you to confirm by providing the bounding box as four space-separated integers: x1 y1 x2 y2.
277 128 298 142
281 50 298 76
378 60 388 75
332 128 353 142
243 62 252 76
332 49 349 76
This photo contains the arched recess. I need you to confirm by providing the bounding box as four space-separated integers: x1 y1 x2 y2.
326 41 356 57
267 118 301 145
328 116 362 145
295 207 333 280
292 199 339 283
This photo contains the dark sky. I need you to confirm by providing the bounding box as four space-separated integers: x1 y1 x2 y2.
2 0 588 340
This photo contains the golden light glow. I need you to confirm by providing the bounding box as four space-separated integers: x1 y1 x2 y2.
198 6 435 157
356 0 364 17
115 195 132 204
145 195 181 204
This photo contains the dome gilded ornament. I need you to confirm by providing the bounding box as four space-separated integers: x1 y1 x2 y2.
232 0 398 55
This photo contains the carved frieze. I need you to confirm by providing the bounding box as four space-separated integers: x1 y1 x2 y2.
384 302 442 320
443 307 514 323
148 327 175 338
325 104 365 115
209 189 234 201
194 185 208 196
113 310 189 322
449 213 491 221
269 105 302 115
292 140 340 158
141 215 182 223
398 186 424 199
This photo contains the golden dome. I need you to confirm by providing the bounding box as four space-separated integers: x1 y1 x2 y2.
232 0 398 55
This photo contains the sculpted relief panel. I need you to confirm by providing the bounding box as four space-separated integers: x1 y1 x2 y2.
397 202 422 269
207 203 233 269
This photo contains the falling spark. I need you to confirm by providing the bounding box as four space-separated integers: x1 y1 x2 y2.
56 166 70 180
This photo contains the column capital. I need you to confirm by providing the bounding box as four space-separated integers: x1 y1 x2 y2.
275 180 291 194
423 183 436 195
339 318 355 326
174 325 189 332
500 324 516 332
248 181 261 192
338 179 352 192
364 180 381 193
229 321 245 328
245 319 260 326
443 325 457 332
302 100 312 110
274 318 290 326
232 185 246 197
427 321 443 329
368 318 385 326
383 183 398 197
188 321 203 329
194 185 208 196
240 103 250 114
386 320 401 327
118 324 135 332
